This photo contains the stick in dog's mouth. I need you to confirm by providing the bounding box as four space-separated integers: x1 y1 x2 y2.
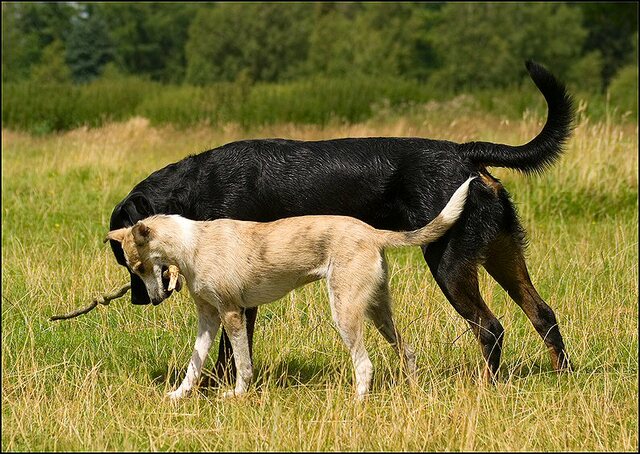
164 264 182 292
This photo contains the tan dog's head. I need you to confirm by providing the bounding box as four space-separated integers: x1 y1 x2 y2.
104 221 181 305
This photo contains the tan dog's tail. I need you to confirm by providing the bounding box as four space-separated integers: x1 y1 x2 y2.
379 177 474 248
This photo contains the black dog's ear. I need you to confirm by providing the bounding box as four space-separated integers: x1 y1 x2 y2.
109 192 155 266
132 221 152 245
120 192 155 226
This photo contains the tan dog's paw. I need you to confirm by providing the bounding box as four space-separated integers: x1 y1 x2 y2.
166 389 187 400
222 389 236 399
222 388 247 399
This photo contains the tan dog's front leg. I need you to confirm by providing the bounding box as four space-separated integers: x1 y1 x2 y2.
219 306 252 398
168 298 220 400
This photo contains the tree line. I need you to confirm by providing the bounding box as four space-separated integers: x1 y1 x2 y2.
2 2 637 94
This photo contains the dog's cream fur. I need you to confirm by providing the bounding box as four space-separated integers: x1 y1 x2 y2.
106 178 473 399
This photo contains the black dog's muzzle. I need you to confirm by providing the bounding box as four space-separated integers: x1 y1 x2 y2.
129 266 174 306
158 265 175 304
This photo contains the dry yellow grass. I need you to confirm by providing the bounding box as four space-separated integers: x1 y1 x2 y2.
2 112 637 451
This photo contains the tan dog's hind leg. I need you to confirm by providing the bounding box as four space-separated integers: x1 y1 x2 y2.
367 274 417 379
219 304 253 398
168 298 220 400
327 257 383 400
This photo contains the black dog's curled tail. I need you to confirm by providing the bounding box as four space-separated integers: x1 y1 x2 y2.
458 60 575 175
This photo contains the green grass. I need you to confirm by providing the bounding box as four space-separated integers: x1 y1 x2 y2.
2 112 637 451
3 73 635 135
2 76 437 134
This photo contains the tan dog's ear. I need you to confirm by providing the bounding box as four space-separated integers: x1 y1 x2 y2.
132 221 152 246
104 228 129 244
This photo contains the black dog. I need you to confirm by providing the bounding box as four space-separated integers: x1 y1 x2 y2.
110 61 573 381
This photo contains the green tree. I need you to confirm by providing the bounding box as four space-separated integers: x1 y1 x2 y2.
306 6 358 77
608 64 638 119
65 8 114 83
96 3 197 82
306 3 437 80
607 32 638 118
185 3 313 84
426 3 587 92
567 51 604 93
576 3 638 86
2 3 35 81
351 3 435 79
29 39 72 84
2 2 74 82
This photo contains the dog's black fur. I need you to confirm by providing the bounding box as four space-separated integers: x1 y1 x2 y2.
110 61 574 380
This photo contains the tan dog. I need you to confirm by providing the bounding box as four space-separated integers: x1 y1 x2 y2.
106 177 473 400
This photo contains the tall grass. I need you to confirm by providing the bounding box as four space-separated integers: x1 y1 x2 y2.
1 111 637 451
4 74 634 135
2 76 435 133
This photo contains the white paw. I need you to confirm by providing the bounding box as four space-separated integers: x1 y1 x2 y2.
222 388 246 399
166 389 187 400
222 389 236 399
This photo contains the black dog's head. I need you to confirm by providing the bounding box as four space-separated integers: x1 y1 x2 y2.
109 191 173 305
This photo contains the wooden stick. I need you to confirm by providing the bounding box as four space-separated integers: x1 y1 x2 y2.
49 283 131 321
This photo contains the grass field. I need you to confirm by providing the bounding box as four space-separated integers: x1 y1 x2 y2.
2 110 638 451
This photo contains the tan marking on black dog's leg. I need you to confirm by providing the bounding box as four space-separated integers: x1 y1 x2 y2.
168 298 220 400
479 169 502 196
483 235 572 372
451 270 504 383
425 248 504 382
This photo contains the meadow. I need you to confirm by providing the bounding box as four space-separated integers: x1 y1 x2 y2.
3 74 631 136
2 103 638 450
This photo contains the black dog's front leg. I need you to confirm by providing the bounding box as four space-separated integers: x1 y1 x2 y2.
214 307 258 384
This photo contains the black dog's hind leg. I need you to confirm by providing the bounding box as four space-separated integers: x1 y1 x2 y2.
214 307 259 384
424 242 504 381
483 234 572 372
